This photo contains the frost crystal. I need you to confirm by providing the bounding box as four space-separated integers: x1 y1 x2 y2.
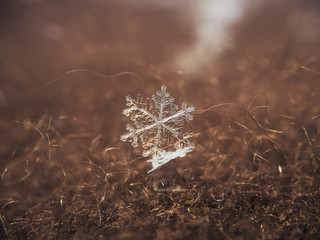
120 84 195 173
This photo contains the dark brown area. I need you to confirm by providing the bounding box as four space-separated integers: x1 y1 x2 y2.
0 0 320 239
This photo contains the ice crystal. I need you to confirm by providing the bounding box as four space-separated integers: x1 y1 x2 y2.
120 84 195 172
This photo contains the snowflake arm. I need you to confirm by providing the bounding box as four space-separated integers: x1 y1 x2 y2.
146 145 194 173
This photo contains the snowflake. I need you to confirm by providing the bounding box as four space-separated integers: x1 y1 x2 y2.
120 84 195 173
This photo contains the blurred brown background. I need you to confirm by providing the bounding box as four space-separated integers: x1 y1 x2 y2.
0 0 320 239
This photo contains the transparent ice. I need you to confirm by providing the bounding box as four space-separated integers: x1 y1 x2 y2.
120 84 195 173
